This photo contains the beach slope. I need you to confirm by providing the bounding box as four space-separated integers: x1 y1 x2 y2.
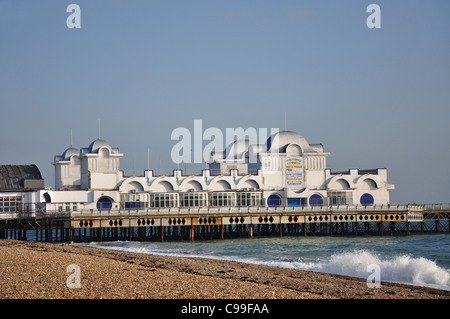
0 239 448 299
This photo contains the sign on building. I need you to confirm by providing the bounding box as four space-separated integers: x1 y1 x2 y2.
286 158 303 186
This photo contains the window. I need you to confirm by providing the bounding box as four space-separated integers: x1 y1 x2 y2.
287 198 306 207
209 192 236 207
120 193 149 209
149 193 178 208
0 196 22 213
327 191 353 205
267 194 282 207
97 197 113 210
180 193 207 207
309 194 324 206
360 193 374 206
237 192 262 206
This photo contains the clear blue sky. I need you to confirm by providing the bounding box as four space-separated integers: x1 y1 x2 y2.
0 0 449 204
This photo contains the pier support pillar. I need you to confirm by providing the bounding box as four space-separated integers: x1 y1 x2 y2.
160 226 164 242
220 224 224 240
279 223 283 237
248 224 253 238
190 225 194 242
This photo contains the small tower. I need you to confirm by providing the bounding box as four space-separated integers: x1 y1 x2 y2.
53 146 81 190
79 138 123 190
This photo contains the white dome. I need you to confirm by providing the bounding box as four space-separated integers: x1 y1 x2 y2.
266 131 311 153
62 147 79 161
88 139 111 153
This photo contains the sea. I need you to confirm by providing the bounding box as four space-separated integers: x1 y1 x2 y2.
85 233 450 291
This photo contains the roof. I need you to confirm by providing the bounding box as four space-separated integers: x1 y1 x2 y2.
79 138 122 156
0 165 43 190
88 138 111 153
62 147 79 161
266 131 313 153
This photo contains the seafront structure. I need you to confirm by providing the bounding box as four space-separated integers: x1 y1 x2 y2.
0 130 448 242
49 130 394 212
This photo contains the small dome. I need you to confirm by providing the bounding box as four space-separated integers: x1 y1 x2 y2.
88 138 111 153
62 147 79 161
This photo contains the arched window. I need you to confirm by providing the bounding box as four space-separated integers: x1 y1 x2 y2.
360 193 374 206
43 193 51 203
309 194 324 206
267 194 282 207
97 196 113 210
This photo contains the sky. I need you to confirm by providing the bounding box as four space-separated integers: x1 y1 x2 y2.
0 0 449 204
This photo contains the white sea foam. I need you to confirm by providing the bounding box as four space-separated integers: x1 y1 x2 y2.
310 250 450 289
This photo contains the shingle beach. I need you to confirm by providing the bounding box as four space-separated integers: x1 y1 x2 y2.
0 239 448 299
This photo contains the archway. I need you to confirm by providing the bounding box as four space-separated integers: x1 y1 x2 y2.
360 193 374 206
97 196 113 210
309 194 324 206
267 194 282 207
43 193 51 203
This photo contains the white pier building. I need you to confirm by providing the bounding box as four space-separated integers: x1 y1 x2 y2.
39 130 395 213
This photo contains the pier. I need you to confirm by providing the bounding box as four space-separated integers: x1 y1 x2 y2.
0 203 448 243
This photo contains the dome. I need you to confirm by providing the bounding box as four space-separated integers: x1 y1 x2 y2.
62 147 79 161
266 131 311 153
88 138 111 153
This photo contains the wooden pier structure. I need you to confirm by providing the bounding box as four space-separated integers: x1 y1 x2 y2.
1 204 449 243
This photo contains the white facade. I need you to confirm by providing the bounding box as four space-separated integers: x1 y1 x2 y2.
40 131 395 212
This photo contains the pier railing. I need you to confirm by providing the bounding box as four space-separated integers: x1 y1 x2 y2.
2 203 449 221
70 204 410 218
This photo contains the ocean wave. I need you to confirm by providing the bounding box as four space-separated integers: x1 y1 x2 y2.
297 250 449 290
86 242 450 291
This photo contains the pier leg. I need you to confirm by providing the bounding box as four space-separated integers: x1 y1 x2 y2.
248 224 253 238
279 223 283 237
220 224 224 240
160 226 164 242
190 225 194 242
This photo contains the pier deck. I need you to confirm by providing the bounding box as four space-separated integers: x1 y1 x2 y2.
1 204 449 242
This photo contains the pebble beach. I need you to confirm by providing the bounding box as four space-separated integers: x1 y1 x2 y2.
0 239 448 299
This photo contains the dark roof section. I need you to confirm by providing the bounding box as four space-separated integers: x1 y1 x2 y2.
0 165 43 191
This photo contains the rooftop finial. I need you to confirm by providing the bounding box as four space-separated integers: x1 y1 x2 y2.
70 128 73 147
98 119 101 139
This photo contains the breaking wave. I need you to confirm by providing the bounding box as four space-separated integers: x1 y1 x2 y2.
311 250 449 289
257 250 450 290
87 242 450 291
